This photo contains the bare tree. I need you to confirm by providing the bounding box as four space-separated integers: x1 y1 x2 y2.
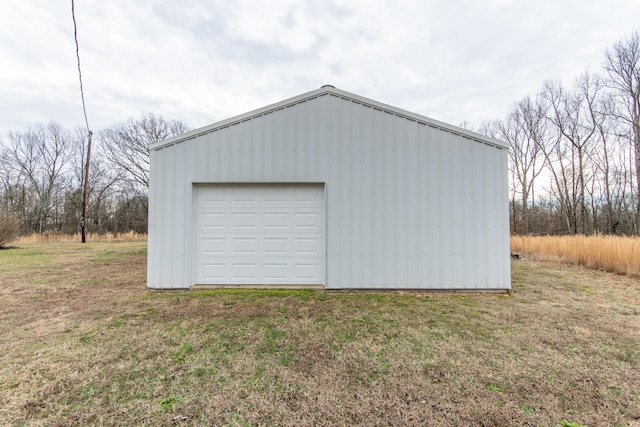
0 210 19 248
540 77 599 234
585 84 628 233
477 32 640 236
4 123 77 233
494 96 547 234
0 116 190 236
480 119 521 232
99 113 190 194
0 142 17 210
605 30 640 233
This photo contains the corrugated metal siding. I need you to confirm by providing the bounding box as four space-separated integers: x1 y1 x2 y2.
148 93 510 289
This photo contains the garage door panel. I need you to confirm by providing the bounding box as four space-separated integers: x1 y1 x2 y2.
232 186 265 204
198 187 232 207
200 237 226 254
197 236 323 257
194 184 325 285
263 190 288 204
199 212 227 229
294 237 320 254
197 260 324 284
264 263 287 279
232 237 258 254
232 212 259 228
199 262 226 280
292 187 323 205
231 262 258 279
294 263 320 280
263 212 287 228
293 211 321 229
264 237 287 254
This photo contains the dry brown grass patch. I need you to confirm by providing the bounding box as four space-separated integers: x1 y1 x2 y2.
511 234 640 276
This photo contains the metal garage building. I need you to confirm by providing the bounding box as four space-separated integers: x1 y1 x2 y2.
147 86 510 291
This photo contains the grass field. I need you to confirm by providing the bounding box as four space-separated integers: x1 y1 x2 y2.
15 231 147 243
1 242 639 426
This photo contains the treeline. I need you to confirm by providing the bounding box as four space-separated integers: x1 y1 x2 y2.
0 114 189 236
481 30 640 236
2 31 638 238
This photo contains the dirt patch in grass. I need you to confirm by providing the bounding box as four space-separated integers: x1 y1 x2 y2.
1 244 639 426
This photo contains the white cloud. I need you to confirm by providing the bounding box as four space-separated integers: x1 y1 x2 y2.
0 0 638 138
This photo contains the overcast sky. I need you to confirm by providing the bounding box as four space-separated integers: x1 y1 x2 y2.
1 0 638 139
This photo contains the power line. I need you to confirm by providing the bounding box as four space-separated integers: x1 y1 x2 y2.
71 0 93 244
71 0 90 131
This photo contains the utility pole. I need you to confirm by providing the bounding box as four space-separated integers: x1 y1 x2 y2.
81 130 92 243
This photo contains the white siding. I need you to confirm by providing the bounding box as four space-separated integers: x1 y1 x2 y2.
148 89 510 290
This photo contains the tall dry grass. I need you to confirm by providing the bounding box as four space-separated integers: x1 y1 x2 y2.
16 231 147 243
511 234 640 276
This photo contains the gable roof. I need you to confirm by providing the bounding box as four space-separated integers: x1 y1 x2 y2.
150 86 508 151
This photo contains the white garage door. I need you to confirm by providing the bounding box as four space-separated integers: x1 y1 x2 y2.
194 184 325 285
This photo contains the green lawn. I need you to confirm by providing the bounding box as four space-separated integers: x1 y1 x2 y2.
1 242 638 426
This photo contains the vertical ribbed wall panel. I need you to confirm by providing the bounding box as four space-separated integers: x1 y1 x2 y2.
499 149 511 286
172 145 186 284
160 144 174 284
147 149 158 287
148 91 510 289
152 147 164 286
